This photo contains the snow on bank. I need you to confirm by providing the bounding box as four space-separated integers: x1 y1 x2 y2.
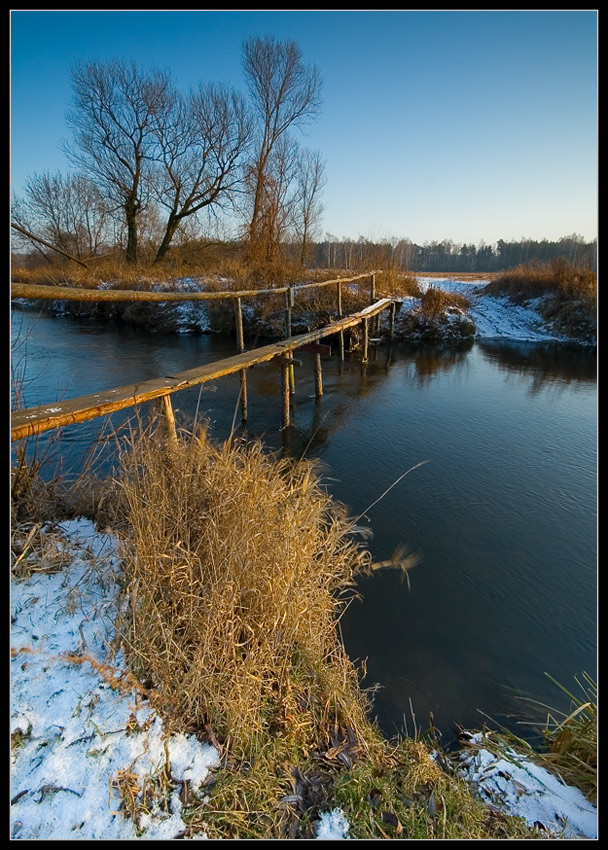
457 736 597 840
416 276 566 343
10 519 220 840
152 277 212 334
10 520 353 840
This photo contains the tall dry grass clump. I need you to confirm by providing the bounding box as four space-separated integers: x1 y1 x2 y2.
115 424 374 756
484 259 597 301
482 259 596 343
420 286 471 317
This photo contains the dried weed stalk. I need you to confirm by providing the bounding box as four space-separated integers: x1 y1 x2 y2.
115 424 374 755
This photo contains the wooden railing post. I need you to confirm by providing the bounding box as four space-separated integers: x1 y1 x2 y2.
285 286 295 392
370 272 379 335
161 394 179 450
337 280 345 360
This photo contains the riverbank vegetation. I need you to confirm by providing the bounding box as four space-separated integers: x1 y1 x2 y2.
482 259 597 344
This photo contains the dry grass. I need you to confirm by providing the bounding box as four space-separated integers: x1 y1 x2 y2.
534 673 597 804
482 259 596 343
114 422 375 757
420 286 471 317
10 420 547 839
483 258 597 302
376 269 422 299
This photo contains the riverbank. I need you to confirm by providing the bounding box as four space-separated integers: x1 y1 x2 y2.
11 517 597 839
11 269 597 346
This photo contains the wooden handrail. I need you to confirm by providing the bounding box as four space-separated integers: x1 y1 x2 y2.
10 271 381 303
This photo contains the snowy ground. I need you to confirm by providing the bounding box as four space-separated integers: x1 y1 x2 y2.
10 520 352 840
416 276 566 342
10 520 597 840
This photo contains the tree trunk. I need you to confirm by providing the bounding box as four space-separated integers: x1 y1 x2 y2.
154 215 180 264
124 194 141 264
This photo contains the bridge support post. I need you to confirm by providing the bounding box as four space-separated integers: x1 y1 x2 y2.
362 318 369 363
370 272 379 335
235 297 248 421
281 356 292 429
337 281 345 360
161 395 178 450
314 353 323 398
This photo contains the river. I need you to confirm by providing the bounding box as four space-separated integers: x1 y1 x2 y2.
11 306 597 747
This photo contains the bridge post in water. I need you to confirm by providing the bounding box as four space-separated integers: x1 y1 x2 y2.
281 355 293 429
234 297 248 422
314 353 323 398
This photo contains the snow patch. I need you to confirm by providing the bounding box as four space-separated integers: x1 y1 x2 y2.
11 519 220 840
458 742 597 839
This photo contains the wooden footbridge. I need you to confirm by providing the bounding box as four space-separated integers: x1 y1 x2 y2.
11 272 398 443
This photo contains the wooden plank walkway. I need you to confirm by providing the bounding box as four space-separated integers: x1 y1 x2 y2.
11 298 392 441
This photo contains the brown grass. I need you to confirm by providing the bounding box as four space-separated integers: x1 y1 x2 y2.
482 259 596 343
483 258 597 301
530 673 597 804
114 422 375 757
420 286 471 317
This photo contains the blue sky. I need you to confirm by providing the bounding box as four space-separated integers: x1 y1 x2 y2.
10 10 597 247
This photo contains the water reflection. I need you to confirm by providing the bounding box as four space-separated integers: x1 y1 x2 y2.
12 311 596 746
478 340 597 393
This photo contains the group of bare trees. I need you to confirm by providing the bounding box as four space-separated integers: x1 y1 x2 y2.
12 37 326 268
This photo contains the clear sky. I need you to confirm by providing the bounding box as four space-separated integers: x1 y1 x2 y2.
10 9 598 247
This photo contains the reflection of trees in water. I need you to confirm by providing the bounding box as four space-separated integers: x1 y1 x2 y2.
392 340 474 386
477 340 596 394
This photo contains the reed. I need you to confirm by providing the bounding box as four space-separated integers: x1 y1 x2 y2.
114 421 375 757
533 673 597 803
484 259 597 301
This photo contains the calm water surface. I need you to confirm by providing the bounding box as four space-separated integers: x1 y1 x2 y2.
12 309 597 746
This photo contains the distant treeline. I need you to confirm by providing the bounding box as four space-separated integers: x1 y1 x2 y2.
311 234 597 273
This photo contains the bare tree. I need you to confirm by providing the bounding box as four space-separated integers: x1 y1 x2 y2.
65 60 174 263
245 134 301 264
242 36 322 262
291 149 326 266
151 84 252 264
13 171 112 260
